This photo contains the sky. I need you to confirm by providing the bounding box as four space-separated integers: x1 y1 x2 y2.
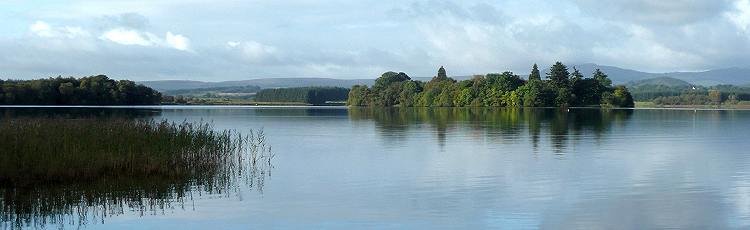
1 0 750 81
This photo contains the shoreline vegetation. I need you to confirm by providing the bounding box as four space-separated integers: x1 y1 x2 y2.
0 75 161 105
629 80 750 108
4 64 750 109
347 62 635 108
254 87 349 105
635 101 750 109
160 87 349 106
1 118 274 228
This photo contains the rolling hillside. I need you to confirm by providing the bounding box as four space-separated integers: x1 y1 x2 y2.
572 64 750 85
625 77 693 88
163 85 261 96
141 78 374 91
140 64 750 92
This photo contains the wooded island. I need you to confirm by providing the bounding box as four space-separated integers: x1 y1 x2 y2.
348 62 635 108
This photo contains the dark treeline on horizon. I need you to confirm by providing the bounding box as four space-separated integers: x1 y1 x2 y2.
163 85 261 96
0 75 161 105
255 87 349 104
348 62 635 108
632 85 750 106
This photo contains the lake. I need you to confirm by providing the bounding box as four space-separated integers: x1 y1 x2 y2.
2 106 750 229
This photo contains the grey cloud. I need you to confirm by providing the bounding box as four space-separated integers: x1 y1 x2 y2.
0 37 201 79
395 0 508 25
3 0 750 80
99 13 150 30
573 0 733 26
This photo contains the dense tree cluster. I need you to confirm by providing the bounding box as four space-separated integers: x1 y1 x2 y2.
255 87 349 104
0 75 161 105
348 63 634 108
161 95 212 104
652 89 747 106
653 93 717 106
632 84 750 105
709 85 750 101
629 85 686 101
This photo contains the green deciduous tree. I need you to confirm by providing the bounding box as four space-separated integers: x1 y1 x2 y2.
518 79 553 107
398 81 421 107
602 86 634 107
373 71 411 90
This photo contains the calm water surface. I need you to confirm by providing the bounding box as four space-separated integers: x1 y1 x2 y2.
2 106 750 229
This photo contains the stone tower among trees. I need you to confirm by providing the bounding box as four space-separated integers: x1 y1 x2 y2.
434 66 449 81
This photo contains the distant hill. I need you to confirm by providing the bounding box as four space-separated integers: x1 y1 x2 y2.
163 85 261 96
625 77 693 88
625 77 695 101
141 64 750 91
660 67 750 86
571 64 750 86
141 80 214 91
571 64 657 83
140 78 374 91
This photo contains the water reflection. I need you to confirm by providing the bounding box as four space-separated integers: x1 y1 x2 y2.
1 146 273 230
0 107 162 119
0 112 274 229
2 107 749 229
348 108 633 153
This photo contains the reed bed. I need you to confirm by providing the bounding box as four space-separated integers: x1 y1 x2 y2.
0 118 274 229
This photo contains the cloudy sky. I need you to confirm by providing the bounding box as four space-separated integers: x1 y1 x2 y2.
1 0 750 81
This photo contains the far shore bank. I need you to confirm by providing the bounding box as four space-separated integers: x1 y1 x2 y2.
635 101 750 109
5 102 750 110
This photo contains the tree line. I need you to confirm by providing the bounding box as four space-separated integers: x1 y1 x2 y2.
254 87 350 104
651 89 750 106
634 85 750 106
631 85 750 101
0 75 162 105
163 85 261 96
348 62 634 108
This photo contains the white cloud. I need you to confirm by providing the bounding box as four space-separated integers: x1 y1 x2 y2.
99 28 156 46
591 25 705 71
726 0 750 32
226 41 240 47
29 21 53 37
166 31 190 51
29 21 89 39
99 28 191 51
227 40 278 63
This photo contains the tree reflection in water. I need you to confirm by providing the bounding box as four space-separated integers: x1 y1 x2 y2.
348 107 633 153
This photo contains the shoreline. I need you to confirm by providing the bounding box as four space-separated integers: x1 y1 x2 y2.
635 101 750 110
4 104 750 111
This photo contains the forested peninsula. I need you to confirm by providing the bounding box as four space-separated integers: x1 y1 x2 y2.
255 87 349 105
348 62 635 108
0 75 161 105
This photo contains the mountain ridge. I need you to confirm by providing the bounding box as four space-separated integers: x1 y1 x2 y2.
625 77 693 88
139 64 750 91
